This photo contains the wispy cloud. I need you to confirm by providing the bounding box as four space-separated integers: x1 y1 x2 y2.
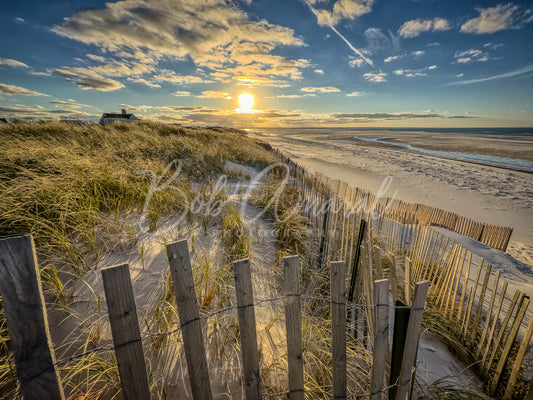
384 54 405 63
0 57 29 68
398 17 450 38
363 72 387 82
127 77 161 88
346 91 365 96
0 83 48 96
301 86 341 93
314 69 324 74
173 91 191 97
454 49 488 63
49 99 88 108
394 65 437 77
197 91 232 99
51 67 124 91
445 64 533 86
154 73 207 84
460 4 531 34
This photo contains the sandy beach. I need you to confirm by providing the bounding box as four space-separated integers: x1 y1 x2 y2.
249 128 533 267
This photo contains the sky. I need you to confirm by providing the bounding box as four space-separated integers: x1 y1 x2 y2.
0 0 532 128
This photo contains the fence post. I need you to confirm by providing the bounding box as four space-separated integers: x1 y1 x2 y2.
395 281 429 400
331 261 347 399
166 240 213 399
283 256 304 400
348 219 367 302
371 279 390 400
389 300 410 400
0 235 65 400
101 264 150 400
404 257 412 305
233 259 262 400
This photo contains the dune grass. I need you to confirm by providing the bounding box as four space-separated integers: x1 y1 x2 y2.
0 121 277 399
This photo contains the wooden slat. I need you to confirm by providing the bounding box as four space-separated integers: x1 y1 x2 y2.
101 264 151 400
503 316 533 399
490 297 530 396
232 259 262 399
370 279 390 400
394 281 430 400
486 290 521 370
482 281 508 370
476 270 500 358
331 261 347 399
283 256 304 400
166 240 213 400
0 235 65 400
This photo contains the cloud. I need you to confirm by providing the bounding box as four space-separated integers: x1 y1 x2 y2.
86 54 107 63
266 94 316 98
301 86 341 93
313 0 376 27
154 73 208 84
0 83 48 96
173 91 191 97
314 69 324 74
346 91 365 96
53 0 306 86
460 4 531 34
384 54 405 63
117 104 153 112
364 28 400 55
394 65 437 77
0 57 29 68
197 91 231 99
49 99 88 108
363 72 387 82
52 67 124 91
127 77 161 88
349 58 365 68
445 64 533 86
332 111 472 121
411 50 425 58
398 17 450 38
454 49 488 63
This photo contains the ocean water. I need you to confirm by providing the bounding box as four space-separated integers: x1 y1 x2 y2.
260 127 533 173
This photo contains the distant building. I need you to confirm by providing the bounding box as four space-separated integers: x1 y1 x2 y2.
99 109 139 125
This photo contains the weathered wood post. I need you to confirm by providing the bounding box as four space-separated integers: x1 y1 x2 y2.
101 264 151 400
331 261 347 399
395 281 429 400
233 259 262 399
166 240 213 399
0 235 65 400
283 255 304 400
370 279 390 400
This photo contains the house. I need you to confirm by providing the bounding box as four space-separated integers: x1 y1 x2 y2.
99 109 139 125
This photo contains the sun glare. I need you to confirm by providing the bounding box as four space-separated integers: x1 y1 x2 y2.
238 93 254 113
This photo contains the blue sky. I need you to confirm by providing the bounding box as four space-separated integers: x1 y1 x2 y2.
1 0 532 127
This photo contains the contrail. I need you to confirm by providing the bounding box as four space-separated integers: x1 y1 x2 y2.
303 0 373 66
443 64 533 86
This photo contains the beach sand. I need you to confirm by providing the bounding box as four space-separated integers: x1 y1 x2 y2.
249 129 533 267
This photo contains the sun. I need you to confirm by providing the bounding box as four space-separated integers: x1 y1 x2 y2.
238 93 254 113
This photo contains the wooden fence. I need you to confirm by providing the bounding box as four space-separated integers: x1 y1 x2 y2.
278 152 532 399
0 235 430 400
278 150 514 252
